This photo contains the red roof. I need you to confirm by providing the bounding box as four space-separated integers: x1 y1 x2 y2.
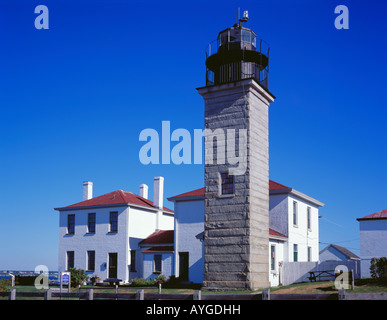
59 190 173 213
358 208 387 221
170 180 289 199
139 230 174 245
269 180 289 190
269 229 286 238
143 246 174 253
140 229 285 248
169 188 205 199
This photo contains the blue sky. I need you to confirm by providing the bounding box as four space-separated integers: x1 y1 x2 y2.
0 0 386 271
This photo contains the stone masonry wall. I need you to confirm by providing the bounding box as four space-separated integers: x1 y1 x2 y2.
197 79 273 290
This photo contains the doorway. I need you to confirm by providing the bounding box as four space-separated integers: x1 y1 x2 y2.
108 253 118 278
179 252 189 281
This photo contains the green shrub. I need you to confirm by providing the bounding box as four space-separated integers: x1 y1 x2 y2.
68 268 89 288
0 279 11 292
130 278 155 287
370 257 387 282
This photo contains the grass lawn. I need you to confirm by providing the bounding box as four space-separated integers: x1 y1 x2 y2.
271 279 387 294
2 279 386 299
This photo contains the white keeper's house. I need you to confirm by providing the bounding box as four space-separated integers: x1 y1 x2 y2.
168 179 324 287
54 177 174 283
357 208 387 278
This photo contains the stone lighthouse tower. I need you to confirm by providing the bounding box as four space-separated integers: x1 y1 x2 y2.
197 12 275 290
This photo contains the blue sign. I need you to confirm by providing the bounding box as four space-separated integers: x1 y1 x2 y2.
62 273 70 284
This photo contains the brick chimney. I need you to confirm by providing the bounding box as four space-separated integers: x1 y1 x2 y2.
83 181 93 201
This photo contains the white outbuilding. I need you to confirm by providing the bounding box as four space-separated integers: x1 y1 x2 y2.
357 208 387 278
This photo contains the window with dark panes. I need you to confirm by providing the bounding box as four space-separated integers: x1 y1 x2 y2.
87 250 95 271
67 251 74 270
67 214 75 234
154 255 162 273
221 172 234 195
293 244 298 262
110 212 118 232
88 213 96 233
130 250 136 272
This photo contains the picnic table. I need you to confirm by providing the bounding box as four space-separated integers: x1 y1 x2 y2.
308 270 336 282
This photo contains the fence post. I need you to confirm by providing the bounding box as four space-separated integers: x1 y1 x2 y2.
193 290 201 300
262 288 270 300
158 283 162 294
338 289 346 300
136 289 144 300
44 288 52 300
87 289 93 300
9 288 16 300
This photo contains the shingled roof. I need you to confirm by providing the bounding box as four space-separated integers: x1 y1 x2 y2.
357 208 387 221
320 244 360 260
55 189 173 213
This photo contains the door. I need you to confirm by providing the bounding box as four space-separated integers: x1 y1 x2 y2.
108 253 118 278
179 252 189 281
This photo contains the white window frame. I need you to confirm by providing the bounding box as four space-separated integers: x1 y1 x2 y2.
270 245 276 271
307 206 311 230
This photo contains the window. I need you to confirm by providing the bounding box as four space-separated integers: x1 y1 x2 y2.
88 213 96 233
307 207 311 230
87 251 95 271
293 244 298 262
67 251 74 270
220 172 234 195
109 212 118 232
154 255 162 274
130 250 136 272
293 201 298 226
67 214 75 234
270 245 276 271
308 247 312 262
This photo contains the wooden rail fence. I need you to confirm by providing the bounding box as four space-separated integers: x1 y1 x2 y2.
1 288 387 300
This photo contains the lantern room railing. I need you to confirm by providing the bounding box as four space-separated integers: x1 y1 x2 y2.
205 29 270 59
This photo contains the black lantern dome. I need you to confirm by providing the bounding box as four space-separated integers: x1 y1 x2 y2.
205 11 270 90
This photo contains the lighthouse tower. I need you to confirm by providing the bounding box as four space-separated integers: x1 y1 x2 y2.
197 12 275 290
